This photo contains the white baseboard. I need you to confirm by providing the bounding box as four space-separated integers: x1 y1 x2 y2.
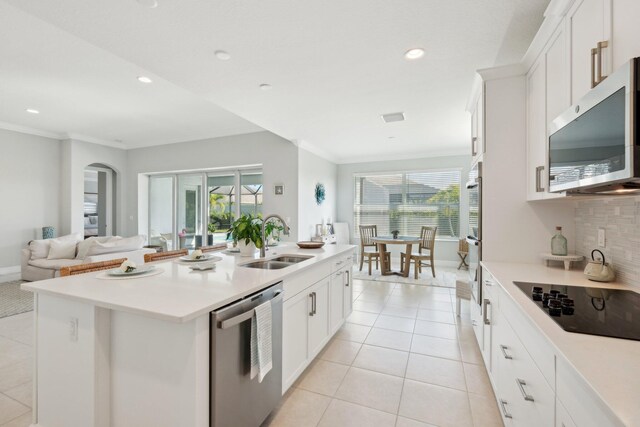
0 265 21 282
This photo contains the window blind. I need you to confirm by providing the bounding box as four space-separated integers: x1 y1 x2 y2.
354 170 461 239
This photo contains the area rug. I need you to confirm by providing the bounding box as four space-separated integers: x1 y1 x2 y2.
0 280 33 318
352 264 467 289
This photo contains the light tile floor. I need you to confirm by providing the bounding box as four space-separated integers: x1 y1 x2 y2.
0 278 503 427
0 312 33 427
264 278 504 427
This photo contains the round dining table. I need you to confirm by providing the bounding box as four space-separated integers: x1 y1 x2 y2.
371 236 421 277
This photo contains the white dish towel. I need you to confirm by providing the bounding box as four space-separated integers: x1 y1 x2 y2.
250 299 273 383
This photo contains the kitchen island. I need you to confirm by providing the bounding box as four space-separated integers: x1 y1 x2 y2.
22 244 355 427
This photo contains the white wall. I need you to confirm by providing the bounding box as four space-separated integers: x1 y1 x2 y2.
59 139 127 237
126 131 299 240
297 149 337 241
0 129 61 268
336 155 471 263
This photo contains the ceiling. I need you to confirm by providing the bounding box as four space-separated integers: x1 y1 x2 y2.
1 0 550 161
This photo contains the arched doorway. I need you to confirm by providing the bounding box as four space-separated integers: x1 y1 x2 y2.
83 164 116 237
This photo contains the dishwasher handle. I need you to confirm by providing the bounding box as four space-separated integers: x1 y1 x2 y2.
217 290 283 329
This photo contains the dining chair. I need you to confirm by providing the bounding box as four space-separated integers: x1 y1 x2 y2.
197 243 228 253
400 226 437 279
358 225 390 275
457 238 469 270
60 258 127 277
144 248 188 263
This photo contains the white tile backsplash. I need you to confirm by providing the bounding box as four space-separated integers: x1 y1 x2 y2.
575 196 640 288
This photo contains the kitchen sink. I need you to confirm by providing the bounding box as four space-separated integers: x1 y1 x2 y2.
241 254 314 270
270 255 313 263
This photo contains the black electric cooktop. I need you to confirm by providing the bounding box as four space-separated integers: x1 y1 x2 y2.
513 281 640 341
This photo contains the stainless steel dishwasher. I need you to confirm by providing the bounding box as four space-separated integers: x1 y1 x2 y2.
210 282 283 427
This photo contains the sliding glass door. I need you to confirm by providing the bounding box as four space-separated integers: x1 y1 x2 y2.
148 168 262 251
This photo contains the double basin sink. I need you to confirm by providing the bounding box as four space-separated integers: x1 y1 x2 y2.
241 255 313 270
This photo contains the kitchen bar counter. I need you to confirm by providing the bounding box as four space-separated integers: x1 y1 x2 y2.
23 244 355 323
482 261 640 426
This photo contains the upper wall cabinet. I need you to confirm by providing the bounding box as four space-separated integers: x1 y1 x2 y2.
526 25 569 201
611 0 640 69
470 87 485 163
567 0 611 103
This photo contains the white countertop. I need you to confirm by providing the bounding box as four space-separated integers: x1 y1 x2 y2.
481 261 640 426
22 244 355 323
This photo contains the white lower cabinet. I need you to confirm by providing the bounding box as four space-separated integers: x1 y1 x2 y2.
282 252 354 393
556 398 577 427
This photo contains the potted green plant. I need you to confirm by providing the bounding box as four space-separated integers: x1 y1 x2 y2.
227 214 263 256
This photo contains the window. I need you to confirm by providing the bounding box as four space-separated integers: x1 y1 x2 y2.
354 170 461 239
148 168 262 249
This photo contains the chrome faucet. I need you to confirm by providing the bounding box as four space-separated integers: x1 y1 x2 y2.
260 214 291 258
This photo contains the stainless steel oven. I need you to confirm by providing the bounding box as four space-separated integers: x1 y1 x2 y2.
466 161 482 305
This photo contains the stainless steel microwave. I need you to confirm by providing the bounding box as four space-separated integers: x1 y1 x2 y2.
548 58 640 194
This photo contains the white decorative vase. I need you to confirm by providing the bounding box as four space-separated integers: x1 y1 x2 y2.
238 240 256 257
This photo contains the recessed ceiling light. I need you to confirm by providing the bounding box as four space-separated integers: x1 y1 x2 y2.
136 0 158 8
214 50 231 61
259 83 272 91
381 112 405 123
137 76 153 84
25 108 39 114
404 48 425 60
388 136 396 139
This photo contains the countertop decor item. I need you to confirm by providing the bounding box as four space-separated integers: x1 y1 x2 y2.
540 253 584 270
314 183 325 205
297 241 325 249
584 249 616 282
551 226 568 256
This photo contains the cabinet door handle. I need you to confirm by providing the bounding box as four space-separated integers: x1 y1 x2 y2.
313 292 317 315
309 293 315 316
483 299 491 325
483 279 493 287
499 399 513 419
471 137 478 156
345 270 350 287
516 378 534 401
535 165 544 192
596 40 609 84
500 345 513 359
591 46 598 88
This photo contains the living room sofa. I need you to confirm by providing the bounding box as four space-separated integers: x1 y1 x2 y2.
21 233 155 282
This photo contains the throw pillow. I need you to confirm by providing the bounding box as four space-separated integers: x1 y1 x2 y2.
85 235 146 257
76 236 121 260
29 232 83 259
47 239 78 260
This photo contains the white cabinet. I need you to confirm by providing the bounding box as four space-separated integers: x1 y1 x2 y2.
282 251 355 392
556 398 577 427
343 268 353 317
282 290 310 389
567 0 611 103
611 1 640 69
307 277 330 359
329 270 345 334
470 87 485 163
526 56 547 201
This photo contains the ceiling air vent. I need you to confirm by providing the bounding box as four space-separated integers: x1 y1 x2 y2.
381 112 405 123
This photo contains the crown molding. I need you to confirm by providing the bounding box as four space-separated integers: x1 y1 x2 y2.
64 133 126 150
0 121 61 140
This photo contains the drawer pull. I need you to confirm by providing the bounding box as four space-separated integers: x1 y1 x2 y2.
516 378 534 402
499 399 513 419
483 279 493 287
500 345 513 360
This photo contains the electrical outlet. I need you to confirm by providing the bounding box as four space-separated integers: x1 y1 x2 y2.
69 317 78 342
598 228 606 247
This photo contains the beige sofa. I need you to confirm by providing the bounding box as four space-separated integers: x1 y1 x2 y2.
21 233 156 282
